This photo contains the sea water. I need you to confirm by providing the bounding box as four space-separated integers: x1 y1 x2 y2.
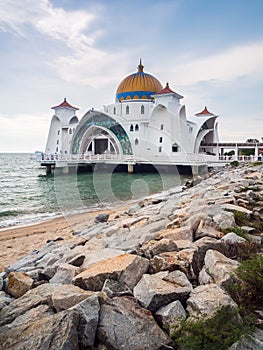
0 153 189 229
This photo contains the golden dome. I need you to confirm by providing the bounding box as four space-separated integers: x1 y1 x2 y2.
116 60 163 101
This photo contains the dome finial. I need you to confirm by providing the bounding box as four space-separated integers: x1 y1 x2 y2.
138 58 144 72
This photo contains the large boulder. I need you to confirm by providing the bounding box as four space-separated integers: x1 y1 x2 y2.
97 296 172 350
155 300 187 336
134 271 192 312
187 284 238 320
139 238 178 259
73 254 149 291
51 284 99 311
0 283 58 326
149 248 199 282
0 309 79 350
49 263 79 284
7 271 34 298
199 249 239 288
69 295 100 348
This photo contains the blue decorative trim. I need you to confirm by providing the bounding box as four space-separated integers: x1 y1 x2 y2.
116 90 155 100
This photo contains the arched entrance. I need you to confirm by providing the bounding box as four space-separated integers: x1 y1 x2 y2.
79 125 121 156
71 111 133 155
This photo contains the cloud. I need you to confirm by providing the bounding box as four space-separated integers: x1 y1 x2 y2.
0 113 50 152
172 42 263 86
0 0 97 49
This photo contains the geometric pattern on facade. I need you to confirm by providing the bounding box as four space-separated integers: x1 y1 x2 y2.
71 112 133 155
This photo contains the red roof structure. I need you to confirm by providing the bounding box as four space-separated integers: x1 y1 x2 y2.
195 106 214 116
51 98 79 110
157 82 175 95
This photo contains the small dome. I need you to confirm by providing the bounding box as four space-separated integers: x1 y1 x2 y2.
116 60 163 101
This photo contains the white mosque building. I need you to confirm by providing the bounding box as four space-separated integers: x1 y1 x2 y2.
42 60 219 174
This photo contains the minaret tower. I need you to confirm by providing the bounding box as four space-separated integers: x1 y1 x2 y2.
45 98 79 155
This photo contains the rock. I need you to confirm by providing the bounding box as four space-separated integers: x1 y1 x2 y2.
97 296 172 350
0 291 13 310
73 254 149 291
155 300 187 336
94 213 110 223
156 226 192 241
69 295 100 348
49 263 79 284
229 329 263 349
2 304 54 329
187 284 238 320
0 283 58 326
67 254 85 266
139 238 178 259
199 249 239 288
7 271 34 298
134 271 192 312
0 309 79 350
51 284 97 311
102 279 133 298
194 219 224 240
213 211 236 230
222 203 253 218
241 225 256 234
149 248 199 282
80 247 125 271
220 232 246 244
127 203 142 215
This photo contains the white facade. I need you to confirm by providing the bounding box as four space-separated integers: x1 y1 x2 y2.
44 64 219 169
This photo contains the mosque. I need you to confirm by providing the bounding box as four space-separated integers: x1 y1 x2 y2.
43 60 219 174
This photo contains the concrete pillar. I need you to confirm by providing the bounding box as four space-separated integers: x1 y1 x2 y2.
62 166 69 174
128 163 134 174
255 144 259 159
234 144 238 160
46 165 52 175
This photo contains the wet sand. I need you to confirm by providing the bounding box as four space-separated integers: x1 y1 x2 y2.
0 205 128 267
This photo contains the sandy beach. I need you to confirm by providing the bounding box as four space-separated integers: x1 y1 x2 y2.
0 206 127 267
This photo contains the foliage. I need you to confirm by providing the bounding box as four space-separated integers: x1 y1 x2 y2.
233 211 263 234
237 254 263 298
227 255 263 312
230 160 239 167
224 150 235 156
224 226 246 238
252 161 263 166
241 148 254 156
171 305 254 350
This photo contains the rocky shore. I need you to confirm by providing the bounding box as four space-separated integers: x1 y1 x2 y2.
0 163 263 350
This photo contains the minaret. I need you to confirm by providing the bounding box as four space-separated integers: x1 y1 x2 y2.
45 98 79 155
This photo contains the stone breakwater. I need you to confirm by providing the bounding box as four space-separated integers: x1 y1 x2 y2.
0 165 263 349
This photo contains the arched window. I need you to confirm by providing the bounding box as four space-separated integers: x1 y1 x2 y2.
57 139 59 145
160 124 164 130
135 124 139 131
126 105 129 114
141 105 145 114
113 107 116 115
189 126 193 134
69 128 72 134
135 138 139 145
57 130 60 135
172 143 179 152
130 125 134 132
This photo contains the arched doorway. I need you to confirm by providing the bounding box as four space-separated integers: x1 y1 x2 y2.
79 125 122 156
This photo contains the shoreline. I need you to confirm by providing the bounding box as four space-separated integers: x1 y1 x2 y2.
0 205 127 267
0 181 187 267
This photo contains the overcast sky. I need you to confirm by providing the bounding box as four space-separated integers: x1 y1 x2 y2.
0 0 263 152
